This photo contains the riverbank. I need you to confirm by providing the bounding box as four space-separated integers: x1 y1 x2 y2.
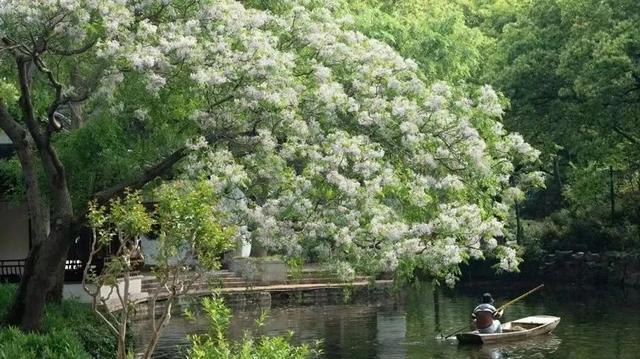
536 250 640 286
457 250 640 289
0 284 123 359
98 267 395 315
129 275 396 318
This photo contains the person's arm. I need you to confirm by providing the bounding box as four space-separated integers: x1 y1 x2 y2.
494 308 504 319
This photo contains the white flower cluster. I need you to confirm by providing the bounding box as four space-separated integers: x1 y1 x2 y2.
334 261 356 282
497 246 521 272
1 0 545 284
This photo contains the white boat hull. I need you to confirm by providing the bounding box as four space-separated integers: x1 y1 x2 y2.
456 315 561 344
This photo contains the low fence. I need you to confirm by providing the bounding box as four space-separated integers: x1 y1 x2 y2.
0 258 25 283
0 258 88 283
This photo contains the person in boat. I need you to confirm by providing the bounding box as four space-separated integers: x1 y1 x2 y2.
471 293 504 334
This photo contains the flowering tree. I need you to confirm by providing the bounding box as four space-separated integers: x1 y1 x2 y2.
0 0 541 329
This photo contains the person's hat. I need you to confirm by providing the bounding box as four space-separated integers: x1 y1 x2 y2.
482 293 494 304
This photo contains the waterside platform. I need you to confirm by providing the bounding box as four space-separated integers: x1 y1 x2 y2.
98 269 395 315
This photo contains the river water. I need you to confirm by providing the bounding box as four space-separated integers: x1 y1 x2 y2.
136 283 640 358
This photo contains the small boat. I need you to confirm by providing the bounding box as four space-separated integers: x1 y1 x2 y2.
456 315 560 344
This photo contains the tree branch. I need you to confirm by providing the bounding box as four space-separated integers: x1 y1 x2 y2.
17 55 74 234
1 36 32 57
49 38 98 56
32 55 65 132
90 123 263 205
16 57 44 145
17 56 69 188
613 126 640 145
93 147 189 204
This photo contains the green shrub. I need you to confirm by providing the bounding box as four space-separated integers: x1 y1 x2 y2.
0 326 89 359
0 284 119 359
188 297 320 359
0 284 14 320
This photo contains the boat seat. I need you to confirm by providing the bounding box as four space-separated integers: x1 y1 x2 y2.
502 326 526 332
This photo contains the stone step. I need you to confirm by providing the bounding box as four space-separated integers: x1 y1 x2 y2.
141 277 247 291
290 277 340 283
143 280 259 294
141 271 240 281
143 273 366 284
140 269 370 292
285 277 369 284
287 272 369 279
287 274 369 279
287 275 336 281
140 270 237 282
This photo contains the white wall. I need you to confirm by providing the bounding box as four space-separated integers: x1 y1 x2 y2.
0 201 30 260
63 275 144 303
140 234 160 266
140 234 196 267
0 130 10 145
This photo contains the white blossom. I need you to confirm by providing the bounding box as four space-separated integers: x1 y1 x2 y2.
0 0 544 285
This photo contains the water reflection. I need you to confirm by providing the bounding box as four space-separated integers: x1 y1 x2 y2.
136 284 640 358
464 336 562 359
229 305 385 359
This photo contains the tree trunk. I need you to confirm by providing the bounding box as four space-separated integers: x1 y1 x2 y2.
11 172 76 329
8 218 75 330
0 103 61 329
3 56 76 330
0 105 47 245
46 258 67 303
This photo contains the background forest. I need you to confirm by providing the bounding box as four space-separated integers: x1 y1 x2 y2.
351 0 640 254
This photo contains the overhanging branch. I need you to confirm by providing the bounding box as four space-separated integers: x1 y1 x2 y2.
613 126 640 145
49 38 98 56
32 55 65 132
93 147 188 204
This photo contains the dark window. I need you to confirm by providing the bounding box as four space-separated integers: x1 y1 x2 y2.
0 144 14 159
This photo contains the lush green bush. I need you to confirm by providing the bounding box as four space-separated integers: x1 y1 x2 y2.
188 297 319 359
0 284 120 359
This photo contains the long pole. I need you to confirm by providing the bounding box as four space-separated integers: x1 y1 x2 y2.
495 284 544 312
441 284 545 339
441 323 472 340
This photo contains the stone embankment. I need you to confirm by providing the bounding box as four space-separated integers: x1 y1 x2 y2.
538 250 640 286
107 267 394 316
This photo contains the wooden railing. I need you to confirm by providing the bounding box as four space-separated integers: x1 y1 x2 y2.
0 258 89 283
0 259 26 283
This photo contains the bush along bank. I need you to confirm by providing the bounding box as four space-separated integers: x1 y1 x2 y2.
535 250 640 287
0 284 126 359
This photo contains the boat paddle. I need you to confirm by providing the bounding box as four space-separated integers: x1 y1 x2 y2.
438 284 545 340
